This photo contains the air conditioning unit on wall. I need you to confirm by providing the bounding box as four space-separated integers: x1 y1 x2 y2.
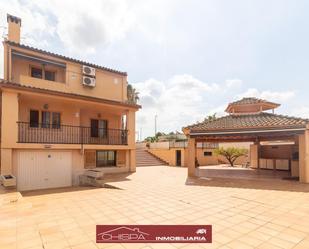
83 76 96 87
82 65 96 76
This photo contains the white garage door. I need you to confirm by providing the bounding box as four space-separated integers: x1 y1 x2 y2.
17 151 72 191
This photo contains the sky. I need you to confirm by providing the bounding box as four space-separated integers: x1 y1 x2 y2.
0 0 309 139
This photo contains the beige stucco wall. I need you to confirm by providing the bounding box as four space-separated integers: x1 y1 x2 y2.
8 21 20 44
299 126 309 183
0 89 137 175
196 148 218 165
11 148 131 186
149 146 247 167
250 144 258 168
0 24 139 179
12 58 66 83
148 148 186 166
9 45 127 102
260 145 293 159
1 91 19 148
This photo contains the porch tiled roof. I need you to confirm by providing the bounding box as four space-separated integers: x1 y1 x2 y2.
186 112 308 133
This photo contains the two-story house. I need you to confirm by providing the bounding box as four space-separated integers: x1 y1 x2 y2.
0 14 140 191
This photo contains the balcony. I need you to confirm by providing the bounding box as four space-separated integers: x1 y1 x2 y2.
17 122 128 145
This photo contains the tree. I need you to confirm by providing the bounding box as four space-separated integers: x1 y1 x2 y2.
204 113 217 122
144 136 157 143
155 132 166 137
127 84 139 104
144 132 166 143
214 147 248 167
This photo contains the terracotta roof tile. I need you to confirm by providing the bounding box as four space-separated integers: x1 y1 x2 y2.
228 97 279 106
186 112 308 133
5 41 127 76
225 97 280 113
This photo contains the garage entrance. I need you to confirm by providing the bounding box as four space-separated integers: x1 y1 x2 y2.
17 151 72 191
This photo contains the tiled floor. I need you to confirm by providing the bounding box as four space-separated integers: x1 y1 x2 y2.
1 166 309 249
198 165 290 180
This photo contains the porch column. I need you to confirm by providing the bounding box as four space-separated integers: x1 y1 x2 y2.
299 124 309 183
1 91 19 174
187 137 196 177
127 110 136 172
250 139 259 169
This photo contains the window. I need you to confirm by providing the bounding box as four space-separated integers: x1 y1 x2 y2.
204 151 212 156
31 67 42 79
30 67 56 81
91 119 108 137
91 119 98 137
96 151 116 167
41 111 50 128
52 112 61 129
30 111 60 128
45 70 56 81
30 110 39 127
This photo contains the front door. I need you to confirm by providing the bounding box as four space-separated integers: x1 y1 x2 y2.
176 150 181 166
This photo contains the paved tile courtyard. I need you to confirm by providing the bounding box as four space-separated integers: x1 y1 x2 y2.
1 166 309 249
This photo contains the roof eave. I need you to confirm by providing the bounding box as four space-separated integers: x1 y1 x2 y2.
0 80 141 110
190 127 306 136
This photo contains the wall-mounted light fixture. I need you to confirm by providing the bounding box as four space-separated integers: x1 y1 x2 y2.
43 104 49 110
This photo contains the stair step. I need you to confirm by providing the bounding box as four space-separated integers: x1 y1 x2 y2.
136 150 167 167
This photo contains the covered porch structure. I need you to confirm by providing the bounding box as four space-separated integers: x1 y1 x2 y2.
184 97 309 183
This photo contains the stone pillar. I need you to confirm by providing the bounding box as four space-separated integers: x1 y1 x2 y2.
1 91 19 175
187 137 196 177
299 125 309 183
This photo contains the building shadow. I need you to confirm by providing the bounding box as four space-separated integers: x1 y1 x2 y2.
20 172 134 197
186 176 309 193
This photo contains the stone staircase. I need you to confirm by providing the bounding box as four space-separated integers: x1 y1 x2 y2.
136 149 167 167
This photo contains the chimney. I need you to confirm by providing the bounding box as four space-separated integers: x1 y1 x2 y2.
7 14 21 43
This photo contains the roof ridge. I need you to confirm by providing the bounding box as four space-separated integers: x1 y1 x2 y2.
5 40 127 76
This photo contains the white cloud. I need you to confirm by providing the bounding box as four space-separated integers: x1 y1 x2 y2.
35 0 138 54
291 106 309 119
134 74 223 139
225 79 243 88
0 0 55 77
0 1 54 47
237 88 295 103
134 77 300 139
0 0 165 56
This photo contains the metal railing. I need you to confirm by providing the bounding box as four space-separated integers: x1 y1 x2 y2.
17 122 128 145
169 140 188 148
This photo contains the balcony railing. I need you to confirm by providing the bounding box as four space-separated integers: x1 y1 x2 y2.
17 122 128 145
